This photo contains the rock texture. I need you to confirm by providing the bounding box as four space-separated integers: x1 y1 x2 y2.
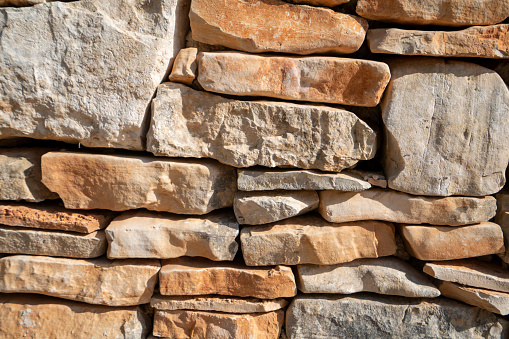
106 210 239 260
234 191 319 225
297 257 440 297
401 222 505 260
496 191 509 263
286 294 509 338
168 48 198 85
197 52 391 107
159 257 297 299
286 0 349 7
381 58 509 196
0 255 160 306
240 215 396 266
0 0 189 150
148 83 377 172
439 281 509 315
318 188 496 225
41 152 237 214
368 24 509 59
0 0 46 6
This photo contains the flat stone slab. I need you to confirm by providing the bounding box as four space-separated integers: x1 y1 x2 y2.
318 188 496 226
0 255 160 306
439 281 509 315
106 210 239 261
240 215 396 266
148 83 377 172
159 257 296 299
286 0 349 7
197 52 391 107
297 257 440 297
41 152 237 214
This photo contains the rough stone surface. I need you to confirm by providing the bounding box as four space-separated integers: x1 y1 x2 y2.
0 0 46 6
400 222 505 261
154 309 284 339
240 215 397 266
151 294 288 313
348 169 387 188
41 152 237 214
0 226 106 258
106 210 239 260
190 0 366 55
237 168 371 191
159 257 297 299
168 48 198 85
381 58 509 196
286 0 349 7
439 281 509 315
148 83 377 172
368 24 509 59
297 257 440 297
496 190 509 263
0 255 160 306
286 294 509 339
0 0 189 150
197 52 391 107
234 191 319 225
0 294 150 339
318 188 497 225
356 0 509 26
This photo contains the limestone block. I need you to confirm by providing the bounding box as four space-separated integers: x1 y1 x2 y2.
168 48 198 85
439 281 509 315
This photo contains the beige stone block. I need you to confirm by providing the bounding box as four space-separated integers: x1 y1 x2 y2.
439 281 509 315
168 48 198 85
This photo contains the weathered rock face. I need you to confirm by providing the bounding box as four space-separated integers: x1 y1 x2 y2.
234 191 319 225
0 148 58 202
439 281 509 315
154 309 284 339
286 0 348 7
296 257 440 297
356 0 509 26
240 215 397 266
368 24 509 59
381 58 509 196
106 210 239 260
0 226 106 258
0 0 189 150
148 83 377 172
0 0 46 6
286 294 509 339
0 294 150 339
0 255 160 306
496 191 509 263
190 0 367 55
197 52 391 107
318 188 497 225
41 152 237 214
168 48 198 85
401 222 505 261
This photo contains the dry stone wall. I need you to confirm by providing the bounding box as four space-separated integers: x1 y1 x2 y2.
0 0 508 338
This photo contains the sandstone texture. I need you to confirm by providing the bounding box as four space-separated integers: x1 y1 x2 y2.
496 191 509 263
318 188 496 225
0 294 150 339
368 24 509 59
154 309 284 339
286 294 509 338
240 215 396 266
401 222 505 261
190 0 366 55
159 257 297 299
148 83 377 172
439 281 509 315
297 257 440 297
197 52 391 107
234 191 319 225
41 152 237 214
356 0 509 26
0 0 189 150
168 48 198 85
381 58 509 196
0 0 46 6
286 0 349 7
0 255 160 306
106 210 239 260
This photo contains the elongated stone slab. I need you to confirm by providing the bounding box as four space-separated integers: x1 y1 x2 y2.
439 281 509 315
159 257 296 299
240 215 396 266
197 52 391 107
0 255 160 306
368 25 509 59
148 83 376 172
0 226 106 258
286 0 348 7
319 188 496 226
106 210 239 260
0 0 46 6
41 152 237 214
0 294 150 339
400 222 505 261
297 257 440 297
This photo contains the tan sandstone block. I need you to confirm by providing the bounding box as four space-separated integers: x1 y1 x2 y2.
439 281 509 315
168 47 197 85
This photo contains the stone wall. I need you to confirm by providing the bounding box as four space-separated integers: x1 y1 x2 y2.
0 0 508 338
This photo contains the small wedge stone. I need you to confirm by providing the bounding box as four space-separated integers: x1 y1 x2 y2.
439 281 509 315
168 48 197 85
